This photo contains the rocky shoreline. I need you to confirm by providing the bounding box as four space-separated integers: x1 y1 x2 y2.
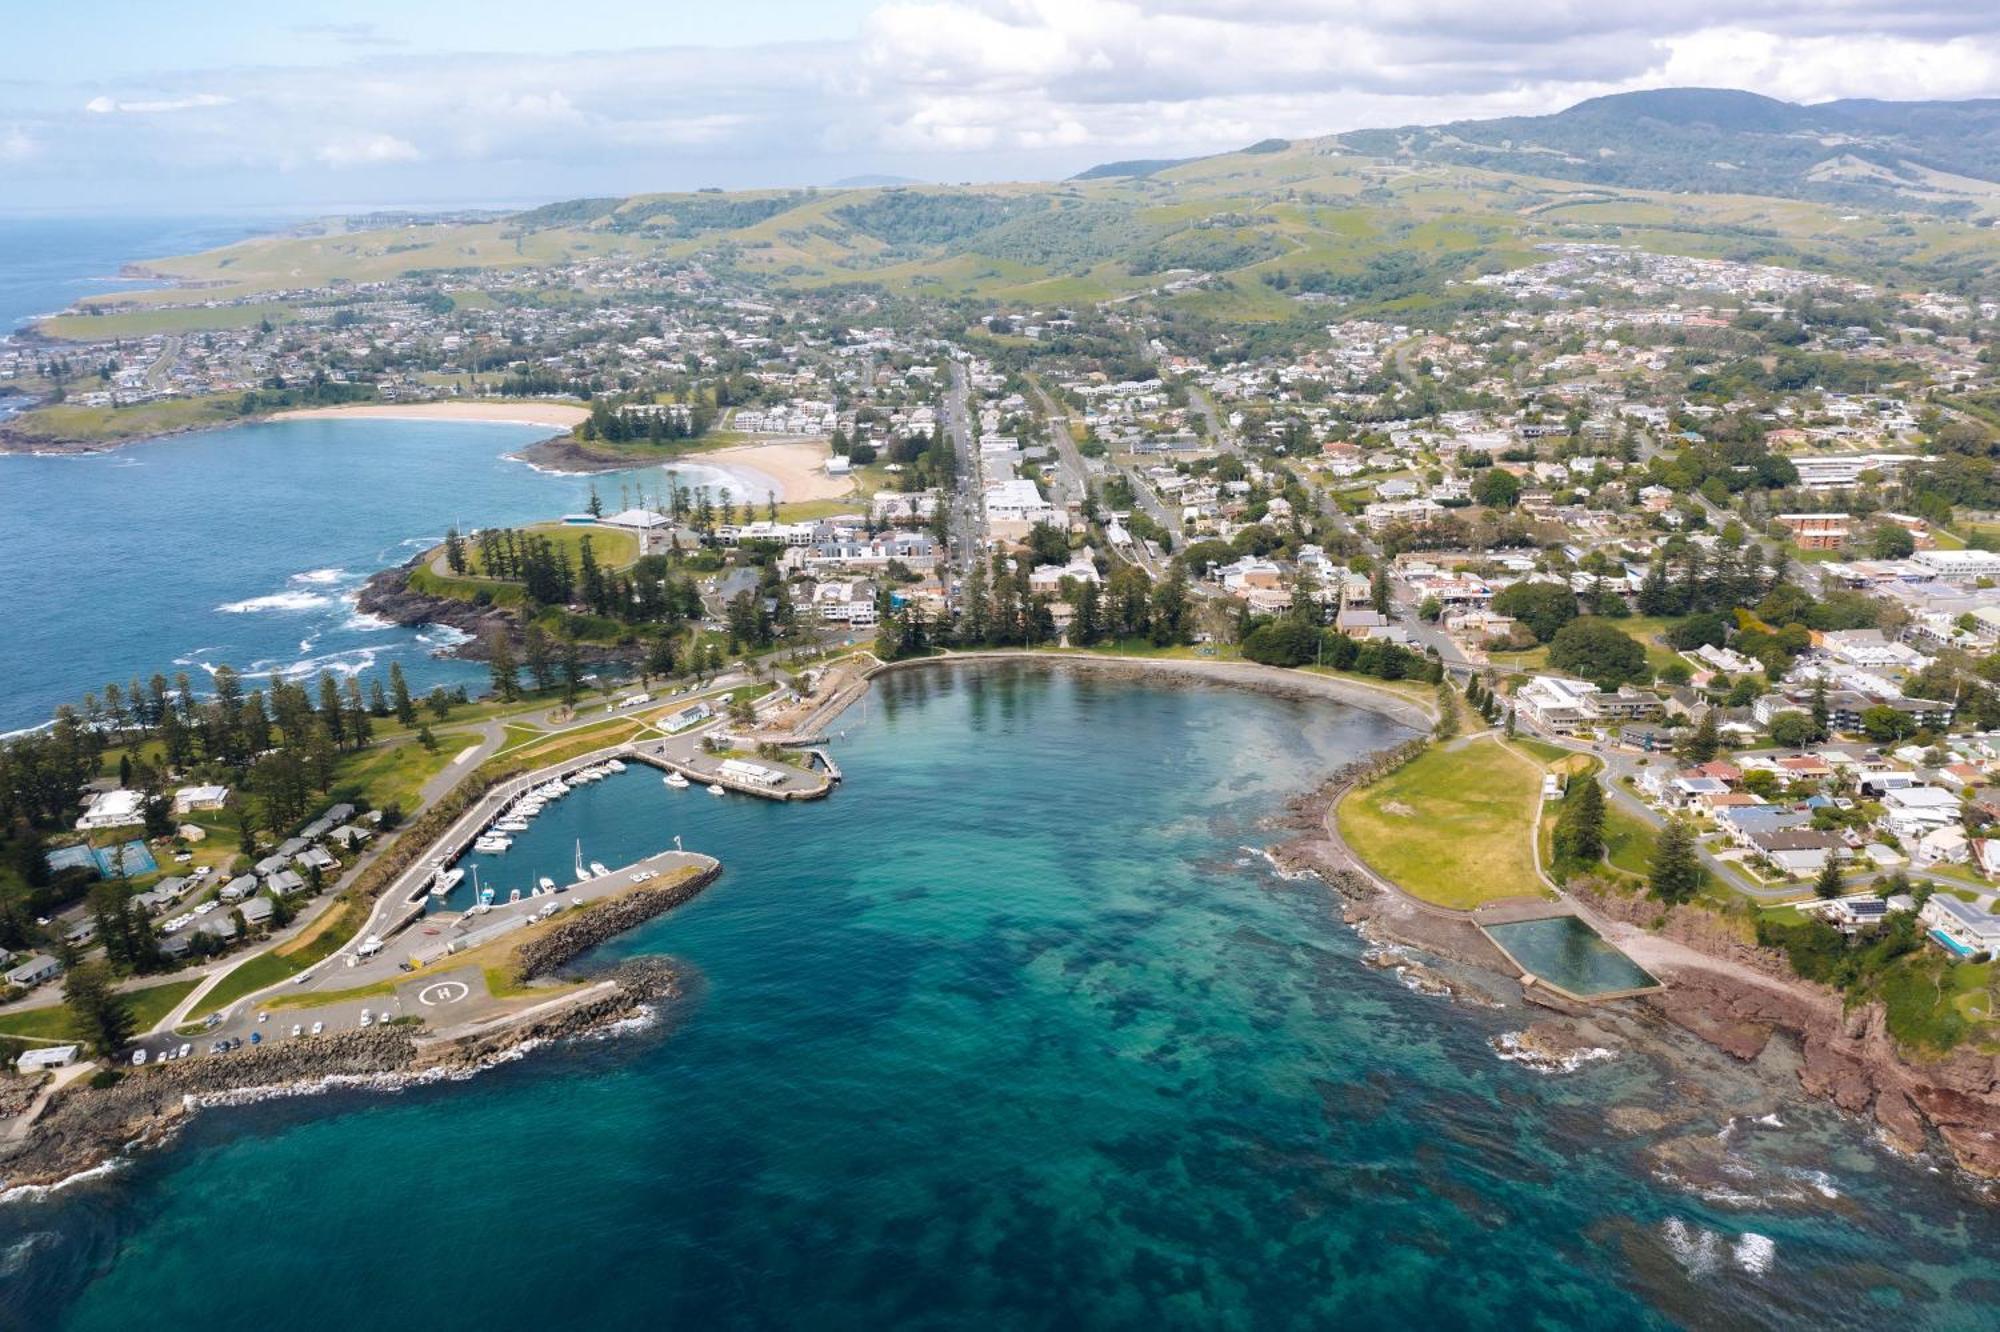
0 865 724 1195
1263 768 2000 1186
508 434 661 474
355 557 639 669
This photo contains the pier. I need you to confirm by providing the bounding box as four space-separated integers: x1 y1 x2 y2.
622 741 833 801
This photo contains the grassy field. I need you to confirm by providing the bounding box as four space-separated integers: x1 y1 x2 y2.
330 729 474 814
466 523 640 574
1487 613 1687 679
39 300 297 340
0 977 201 1042
1603 803 1659 880
1337 736 1555 909
1 394 251 446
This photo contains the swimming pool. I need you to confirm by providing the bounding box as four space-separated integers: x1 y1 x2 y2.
1929 927 1975 958
1481 914 1660 998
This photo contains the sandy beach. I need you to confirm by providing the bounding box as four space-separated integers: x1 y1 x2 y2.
272 401 591 428
700 440 855 504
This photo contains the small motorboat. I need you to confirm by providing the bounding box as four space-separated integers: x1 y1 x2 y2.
663 771 690 790
474 835 511 854
538 876 556 893
606 759 627 773
495 819 530 834
428 866 465 898
508 888 521 903
708 783 726 797
590 860 611 878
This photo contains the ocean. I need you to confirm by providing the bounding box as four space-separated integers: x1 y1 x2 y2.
0 216 278 338
4 665 1998 1329
0 215 757 730
0 417 747 732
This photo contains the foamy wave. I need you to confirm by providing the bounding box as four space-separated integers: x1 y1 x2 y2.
0 1156 126 1207
290 567 347 586
0 1231 57 1276
1661 1217 1723 1277
244 647 381 680
343 608 394 633
217 590 332 614
1490 1030 1616 1074
1242 844 1315 882
1733 1232 1775 1275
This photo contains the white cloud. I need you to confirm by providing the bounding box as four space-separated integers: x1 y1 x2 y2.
17 1 2000 204
314 133 423 167
83 93 233 115
0 126 37 163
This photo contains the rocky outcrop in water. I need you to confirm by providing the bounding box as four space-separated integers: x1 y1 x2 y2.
1575 884 2000 1182
354 560 514 657
355 558 638 667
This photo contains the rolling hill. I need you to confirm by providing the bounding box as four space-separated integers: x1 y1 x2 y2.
1338 88 2000 214
42 90 2000 340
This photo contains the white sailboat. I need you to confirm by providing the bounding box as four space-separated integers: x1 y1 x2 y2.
574 840 591 883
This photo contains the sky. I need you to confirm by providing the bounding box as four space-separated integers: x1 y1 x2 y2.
3 0 1999 213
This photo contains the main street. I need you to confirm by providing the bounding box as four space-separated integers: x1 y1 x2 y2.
942 356 984 584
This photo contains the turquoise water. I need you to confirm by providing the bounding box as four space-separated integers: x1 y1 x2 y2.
0 418 742 730
1484 916 1660 996
5 666 1999 1328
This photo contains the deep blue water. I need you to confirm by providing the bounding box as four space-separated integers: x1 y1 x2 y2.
0 419 742 731
5 666 1997 1329
0 216 276 335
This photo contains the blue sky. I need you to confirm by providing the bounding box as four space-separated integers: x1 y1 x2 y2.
4 1 1997 212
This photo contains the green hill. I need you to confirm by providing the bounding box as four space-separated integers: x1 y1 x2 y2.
1340 88 2000 215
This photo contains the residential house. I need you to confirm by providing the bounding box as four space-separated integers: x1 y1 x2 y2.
1920 895 2000 957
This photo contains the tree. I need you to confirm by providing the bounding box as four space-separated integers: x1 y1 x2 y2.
1555 778 1606 866
1471 467 1520 509
523 624 556 693
1868 522 1915 560
1649 818 1702 905
1810 675 1830 741
487 630 521 702
1369 566 1391 615
1769 710 1816 748
1664 612 1730 651
1682 710 1720 765
1860 704 1916 744
1814 854 1845 900
1491 582 1577 644
63 962 133 1056
389 662 417 726
1547 619 1648 688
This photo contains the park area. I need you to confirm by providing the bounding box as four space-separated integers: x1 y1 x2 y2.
1337 735 1558 910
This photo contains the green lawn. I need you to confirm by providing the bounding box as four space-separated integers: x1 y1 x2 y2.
1487 613 1688 680
2 394 252 446
330 730 473 813
186 951 300 1023
39 299 297 340
1603 803 1659 879
0 976 200 1042
1337 736 1555 909
466 522 639 574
